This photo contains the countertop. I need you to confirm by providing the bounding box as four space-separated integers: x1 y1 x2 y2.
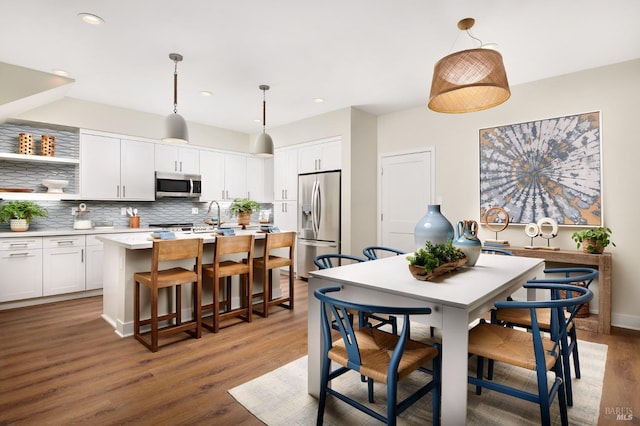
96 229 268 250
0 227 152 239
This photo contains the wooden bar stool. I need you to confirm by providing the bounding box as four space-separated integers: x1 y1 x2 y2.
252 231 296 318
133 238 204 352
202 234 255 332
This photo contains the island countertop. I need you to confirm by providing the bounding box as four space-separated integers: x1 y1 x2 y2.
96 229 269 250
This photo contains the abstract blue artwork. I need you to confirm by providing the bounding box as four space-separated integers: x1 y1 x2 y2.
479 111 602 226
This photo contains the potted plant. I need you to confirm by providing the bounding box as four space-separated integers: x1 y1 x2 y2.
0 200 49 232
229 198 260 228
571 227 615 254
406 240 466 281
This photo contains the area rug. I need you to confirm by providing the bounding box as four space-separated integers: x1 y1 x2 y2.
229 334 607 425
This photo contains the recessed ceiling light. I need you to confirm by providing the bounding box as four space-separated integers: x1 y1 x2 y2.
78 13 105 25
200 91 213 97
313 98 325 103
51 69 70 77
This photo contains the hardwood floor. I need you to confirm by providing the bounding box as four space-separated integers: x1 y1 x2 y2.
0 278 638 425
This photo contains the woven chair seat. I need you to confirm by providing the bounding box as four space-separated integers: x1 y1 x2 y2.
329 326 438 384
496 307 573 332
468 322 558 371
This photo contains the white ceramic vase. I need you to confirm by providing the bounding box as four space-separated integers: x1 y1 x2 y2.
9 218 29 232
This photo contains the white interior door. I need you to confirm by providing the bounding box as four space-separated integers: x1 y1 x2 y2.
379 150 434 253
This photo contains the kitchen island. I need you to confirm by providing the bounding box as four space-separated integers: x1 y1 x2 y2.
97 230 279 337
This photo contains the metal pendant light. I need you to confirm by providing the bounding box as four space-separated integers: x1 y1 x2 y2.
251 84 274 157
428 18 510 113
162 53 189 143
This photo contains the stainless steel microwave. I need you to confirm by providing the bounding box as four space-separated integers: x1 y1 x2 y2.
155 172 202 198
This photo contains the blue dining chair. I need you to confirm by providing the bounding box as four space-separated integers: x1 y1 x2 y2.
480 247 514 256
314 253 398 334
315 285 441 425
362 245 407 260
468 283 593 426
492 267 598 406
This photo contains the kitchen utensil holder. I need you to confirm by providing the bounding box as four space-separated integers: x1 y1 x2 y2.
129 216 140 228
18 133 34 155
41 135 55 157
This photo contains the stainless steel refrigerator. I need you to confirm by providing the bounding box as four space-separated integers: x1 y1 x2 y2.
297 170 341 279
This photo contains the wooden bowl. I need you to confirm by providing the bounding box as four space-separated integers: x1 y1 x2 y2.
408 257 467 281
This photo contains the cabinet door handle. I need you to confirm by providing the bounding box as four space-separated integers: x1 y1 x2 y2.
9 252 29 257
175 160 178 172
318 159 321 170
81 248 84 263
9 243 28 248
57 240 75 246
117 185 120 198
179 161 183 172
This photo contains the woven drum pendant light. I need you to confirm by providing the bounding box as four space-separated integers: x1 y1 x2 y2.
251 84 274 157
428 18 510 113
162 53 189 143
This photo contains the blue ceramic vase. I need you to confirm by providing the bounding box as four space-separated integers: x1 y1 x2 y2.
453 220 482 266
414 204 454 250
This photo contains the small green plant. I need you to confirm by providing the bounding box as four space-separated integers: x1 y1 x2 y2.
229 198 260 215
406 240 465 273
0 200 48 223
571 227 615 253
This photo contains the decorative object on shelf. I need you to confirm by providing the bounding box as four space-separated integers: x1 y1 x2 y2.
482 206 509 246
428 17 510 113
480 111 602 226
73 203 92 230
571 227 615 254
406 240 466 281
251 84 274 157
41 179 69 193
523 217 560 250
414 204 454 250
41 134 55 156
162 53 189 144
0 200 48 232
18 132 34 155
229 198 260 229
453 220 482 266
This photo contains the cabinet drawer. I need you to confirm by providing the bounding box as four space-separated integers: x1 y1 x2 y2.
43 235 85 249
0 238 43 251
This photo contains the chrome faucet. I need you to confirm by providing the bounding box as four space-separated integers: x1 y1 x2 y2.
207 200 221 229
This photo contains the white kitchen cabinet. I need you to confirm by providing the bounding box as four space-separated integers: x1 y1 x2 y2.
85 234 104 291
297 138 341 174
0 237 43 302
246 156 266 202
273 201 297 233
154 144 200 174
274 147 298 201
199 150 247 201
80 132 155 201
42 236 85 296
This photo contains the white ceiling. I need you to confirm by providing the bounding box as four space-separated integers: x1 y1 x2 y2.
2 0 639 134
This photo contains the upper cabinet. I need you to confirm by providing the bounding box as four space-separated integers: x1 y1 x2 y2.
274 146 298 201
80 132 155 201
246 156 266 202
297 138 341 174
154 144 200 174
199 150 248 201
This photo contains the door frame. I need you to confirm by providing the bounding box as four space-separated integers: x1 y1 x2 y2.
377 147 436 245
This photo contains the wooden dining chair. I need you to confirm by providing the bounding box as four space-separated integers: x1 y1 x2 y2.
252 231 296 318
201 234 255 332
314 285 441 425
133 238 204 352
492 267 598 406
469 283 593 426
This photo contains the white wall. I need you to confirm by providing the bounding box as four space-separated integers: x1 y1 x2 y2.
377 59 640 330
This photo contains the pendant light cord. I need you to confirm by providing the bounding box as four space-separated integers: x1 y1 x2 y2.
173 59 179 114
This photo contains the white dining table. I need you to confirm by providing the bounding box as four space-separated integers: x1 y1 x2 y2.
307 253 544 425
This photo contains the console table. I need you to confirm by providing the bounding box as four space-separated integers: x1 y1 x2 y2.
508 247 612 334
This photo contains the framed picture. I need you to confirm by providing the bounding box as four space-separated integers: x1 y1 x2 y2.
479 111 602 226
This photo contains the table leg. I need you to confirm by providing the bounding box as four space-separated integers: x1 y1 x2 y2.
440 305 469 425
307 276 323 397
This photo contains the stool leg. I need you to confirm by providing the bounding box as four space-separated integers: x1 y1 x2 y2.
213 276 220 333
176 284 182 326
151 286 159 352
263 267 271 318
247 270 253 323
134 281 140 339
194 279 202 338
288 264 294 310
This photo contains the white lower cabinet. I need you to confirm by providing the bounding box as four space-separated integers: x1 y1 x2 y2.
0 238 43 302
85 235 104 291
43 236 85 296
